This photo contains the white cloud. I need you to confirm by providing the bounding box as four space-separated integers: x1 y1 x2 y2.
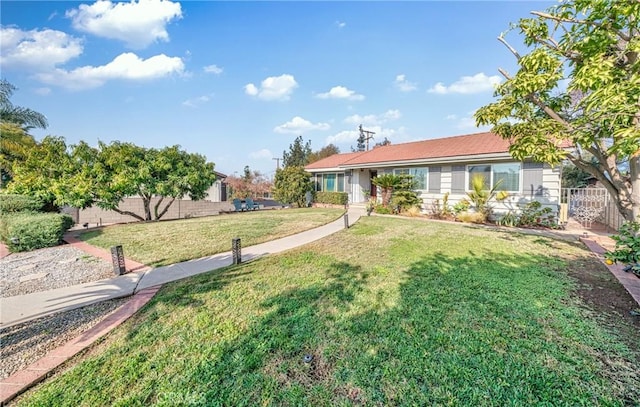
203 64 223 75
445 110 490 130
34 87 52 96
182 94 211 108
244 74 298 101
273 116 330 134
36 52 185 90
316 85 365 101
66 0 182 49
394 74 417 92
0 27 83 69
428 72 502 95
335 21 346 28
344 109 401 126
249 149 273 159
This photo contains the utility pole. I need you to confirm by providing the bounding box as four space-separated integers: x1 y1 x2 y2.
273 157 282 169
359 124 376 151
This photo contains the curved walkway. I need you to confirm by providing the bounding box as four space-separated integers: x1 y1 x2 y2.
1 208 363 403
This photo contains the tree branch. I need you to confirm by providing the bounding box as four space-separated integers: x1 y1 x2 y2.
110 207 145 222
531 10 631 42
498 36 521 60
156 197 176 220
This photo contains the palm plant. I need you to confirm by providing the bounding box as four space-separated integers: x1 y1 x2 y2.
466 173 508 221
372 173 403 207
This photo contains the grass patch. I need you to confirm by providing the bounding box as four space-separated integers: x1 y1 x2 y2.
20 217 640 405
79 208 344 266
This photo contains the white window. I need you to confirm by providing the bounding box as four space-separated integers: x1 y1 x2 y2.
467 163 521 192
393 168 428 190
315 173 345 192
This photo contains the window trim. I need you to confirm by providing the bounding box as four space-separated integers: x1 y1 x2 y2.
315 172 346 193
393 167 429 191
465 162 522 193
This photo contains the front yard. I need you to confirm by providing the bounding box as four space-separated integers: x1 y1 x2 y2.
18 217 639 405
79 208 345 266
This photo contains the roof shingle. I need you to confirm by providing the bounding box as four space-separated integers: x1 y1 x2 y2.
305 132 515 170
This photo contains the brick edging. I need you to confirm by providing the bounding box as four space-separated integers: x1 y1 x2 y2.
579 237 640 307
0 285 162 405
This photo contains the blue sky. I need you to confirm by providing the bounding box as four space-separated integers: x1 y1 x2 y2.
1 1 552 178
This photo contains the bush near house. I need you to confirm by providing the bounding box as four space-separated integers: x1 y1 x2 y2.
0 212 73 252
0 193 43 213
315 192 348 206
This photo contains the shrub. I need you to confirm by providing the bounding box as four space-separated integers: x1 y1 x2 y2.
430 193 453 219
604 218 640 277
0 194 43 213
456 211 486 224
496 211 519 227
391 190 421 213
1 212 74 252
315 191 348 205
402 206 423 217
452 199 471 215
373 204 392 215
517 201 558 228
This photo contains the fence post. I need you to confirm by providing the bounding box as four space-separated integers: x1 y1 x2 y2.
343 214 349 229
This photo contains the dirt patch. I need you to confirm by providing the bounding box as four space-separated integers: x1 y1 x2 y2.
563 252 640 343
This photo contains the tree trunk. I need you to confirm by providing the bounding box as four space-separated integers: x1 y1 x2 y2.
155 197 176 220
630 154 640 221
142 195 152 221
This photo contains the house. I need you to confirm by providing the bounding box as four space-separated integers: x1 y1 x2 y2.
305 132 563 216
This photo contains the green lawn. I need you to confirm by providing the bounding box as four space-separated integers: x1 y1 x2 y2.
79 208 345 266
21 217 639 405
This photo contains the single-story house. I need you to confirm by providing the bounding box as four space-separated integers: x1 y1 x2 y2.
305 132 563 216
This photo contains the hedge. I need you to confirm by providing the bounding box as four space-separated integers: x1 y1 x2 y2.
1 212 74 252
0 194 43 213
315 191 348 205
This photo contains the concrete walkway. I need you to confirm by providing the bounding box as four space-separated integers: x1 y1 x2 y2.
0 208 364 328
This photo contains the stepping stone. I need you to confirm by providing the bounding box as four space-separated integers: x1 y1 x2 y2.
19 272 48 283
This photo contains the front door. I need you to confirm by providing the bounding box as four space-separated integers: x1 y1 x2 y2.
369 171 377 199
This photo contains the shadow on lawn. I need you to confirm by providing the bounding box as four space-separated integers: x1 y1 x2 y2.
148 249 638 405
19 246 639 406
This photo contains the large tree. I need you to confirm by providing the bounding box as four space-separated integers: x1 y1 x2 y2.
475 0 640 221
9 138 217 221
272 166 313 208
282 135 312 167
308 144 340 164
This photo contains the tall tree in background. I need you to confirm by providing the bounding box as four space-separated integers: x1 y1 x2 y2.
273 135 314 207
282 135 311 167
0 80 48 187
475 0 640 221
308 144 340 164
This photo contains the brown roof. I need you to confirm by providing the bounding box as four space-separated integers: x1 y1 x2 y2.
305 151 367 170
342 132 513 166
305 132 515 171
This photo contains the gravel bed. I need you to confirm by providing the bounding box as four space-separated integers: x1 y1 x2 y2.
0 296 129 379
0 246 114 297
0 245 138 381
